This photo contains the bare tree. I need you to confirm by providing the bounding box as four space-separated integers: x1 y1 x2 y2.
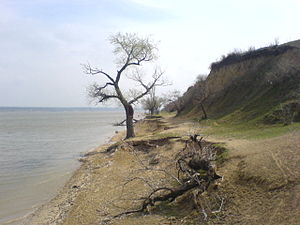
84 33 166 139
141 88 165 115
164 90 185 114
194 74 208 119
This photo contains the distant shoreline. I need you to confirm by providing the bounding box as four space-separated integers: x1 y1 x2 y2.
0 106 125 112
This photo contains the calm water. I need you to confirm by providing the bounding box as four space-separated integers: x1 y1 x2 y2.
0 108 127 224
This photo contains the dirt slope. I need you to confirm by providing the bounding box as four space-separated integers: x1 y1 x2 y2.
178 40 300 124
208 130 300 224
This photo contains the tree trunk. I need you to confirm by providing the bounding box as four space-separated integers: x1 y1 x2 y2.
200 102 207 119
124 104 135 139
150 108 154 115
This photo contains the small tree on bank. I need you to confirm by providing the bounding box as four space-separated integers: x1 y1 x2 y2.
164 90 185 114
194 74 208 119
141 88 165 115
85 33 166 139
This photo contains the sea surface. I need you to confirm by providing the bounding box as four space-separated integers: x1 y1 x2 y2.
0 107 129 224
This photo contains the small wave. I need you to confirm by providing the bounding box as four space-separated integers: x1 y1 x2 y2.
1 209 33 225
33 171 72 185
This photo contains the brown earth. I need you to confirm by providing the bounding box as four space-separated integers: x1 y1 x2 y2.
212 130 300 225
24 115 300 225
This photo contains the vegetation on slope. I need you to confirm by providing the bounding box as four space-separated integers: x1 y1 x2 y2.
174 40 300 128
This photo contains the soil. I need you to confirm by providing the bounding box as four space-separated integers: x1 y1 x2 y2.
211 130 300 225
24 115 300 225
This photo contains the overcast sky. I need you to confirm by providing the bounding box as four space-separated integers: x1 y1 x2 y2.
1 0 300 107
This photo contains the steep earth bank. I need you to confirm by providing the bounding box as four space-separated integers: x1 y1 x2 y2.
177 40 300 124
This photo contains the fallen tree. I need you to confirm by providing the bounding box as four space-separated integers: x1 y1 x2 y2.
102 134 224 222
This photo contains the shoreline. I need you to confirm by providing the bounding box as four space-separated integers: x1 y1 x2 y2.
18 115 193 225
19 129 125 225
19 115 194 225
0 109 127 225
13 115 300 224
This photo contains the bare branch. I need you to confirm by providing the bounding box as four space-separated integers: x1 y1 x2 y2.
110 33 158 84
87 83 119 103
98 134 224 224
83 63 115 84
99 82 114 90
212 196 225 214
128 69 168 104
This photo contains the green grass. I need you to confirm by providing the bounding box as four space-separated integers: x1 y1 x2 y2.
200 119 300 140
149 131 181 139
212 143 229 165
156 111 176 117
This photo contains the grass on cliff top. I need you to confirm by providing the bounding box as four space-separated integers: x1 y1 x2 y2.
199 119 300 139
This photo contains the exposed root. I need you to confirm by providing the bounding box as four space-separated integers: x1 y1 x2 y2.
101 134 224 223
112 181 199 219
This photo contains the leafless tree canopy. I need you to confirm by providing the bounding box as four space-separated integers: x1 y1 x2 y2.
84 33 168 138
163 90 185 114
110 33 157 67
164 75 209 119
141 87 166 115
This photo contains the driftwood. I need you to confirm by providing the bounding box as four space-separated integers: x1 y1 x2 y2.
114 119 139 126
82 142 120 157
113 181 199 218
108 134 222 221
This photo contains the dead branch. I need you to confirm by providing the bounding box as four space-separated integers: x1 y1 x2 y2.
128 68 168 104
114 118 139 126
102 135 223 223
112 181 200 219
